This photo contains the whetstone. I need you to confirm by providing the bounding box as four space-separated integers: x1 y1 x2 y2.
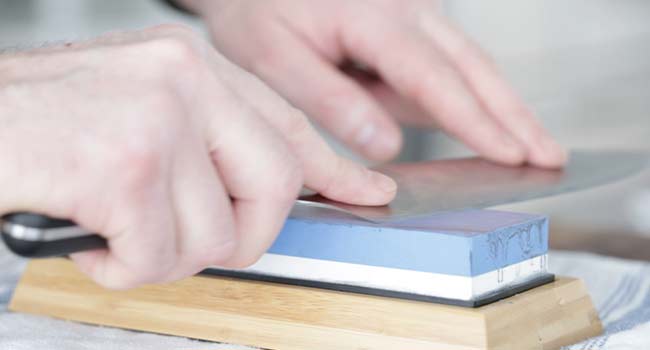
211 209 551 305
10 258 602 350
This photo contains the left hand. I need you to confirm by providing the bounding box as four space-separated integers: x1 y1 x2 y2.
181 0 566 168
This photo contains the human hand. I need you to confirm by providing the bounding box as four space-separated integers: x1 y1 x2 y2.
185 0 567 167
0 25 396 289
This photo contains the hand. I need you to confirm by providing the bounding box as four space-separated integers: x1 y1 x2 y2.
185 0 567 167
0 25 396 289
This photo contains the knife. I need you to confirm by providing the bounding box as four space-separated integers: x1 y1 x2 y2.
2 149 648 258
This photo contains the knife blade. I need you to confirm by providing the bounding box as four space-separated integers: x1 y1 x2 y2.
297 149 650 222
2 149 648 257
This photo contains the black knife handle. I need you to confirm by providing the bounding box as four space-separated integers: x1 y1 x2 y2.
1 212 107 258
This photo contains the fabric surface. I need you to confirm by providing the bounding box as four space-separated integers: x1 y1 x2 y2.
1 244 649 349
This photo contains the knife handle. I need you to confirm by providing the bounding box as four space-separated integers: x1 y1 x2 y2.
1 212 107 258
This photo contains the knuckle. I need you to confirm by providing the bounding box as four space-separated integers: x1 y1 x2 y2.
248 43 281 76
245 9 274 33
310 93 378 147
280 156 304 197
450 37 495 67
244 22 283 74
98 103 182 192
408 72 459 113
283 109 313 139
310 88 372 128
447 37 475 60
139 35 206 82
320 157 347 198
105 136 164 192
312 91 347 118
139 84 184 121
406 76 432 107
154 37 200 65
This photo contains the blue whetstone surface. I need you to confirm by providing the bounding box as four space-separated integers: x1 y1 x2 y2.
269 209 548 277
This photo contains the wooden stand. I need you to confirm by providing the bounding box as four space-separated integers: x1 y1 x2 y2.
10 259 602 350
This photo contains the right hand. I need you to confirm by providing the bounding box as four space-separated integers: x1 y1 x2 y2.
187 0 567 168
0 25 396 289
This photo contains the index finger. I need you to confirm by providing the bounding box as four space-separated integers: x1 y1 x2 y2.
210 53 397 206
341 12 528 166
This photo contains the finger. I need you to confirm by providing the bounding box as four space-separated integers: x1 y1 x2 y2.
244 23 402 162
209 53 397 206
162 135 237 282
352 76 433 128
342 15 527 165
195 87 303 268
70 174 178 289
418 13 567 168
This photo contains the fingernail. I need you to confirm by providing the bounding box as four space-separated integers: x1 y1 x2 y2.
541 137 568 164
356 123 376 145
527 133 568 168
371 171 397 194
360 128 402 161
380 132 402 158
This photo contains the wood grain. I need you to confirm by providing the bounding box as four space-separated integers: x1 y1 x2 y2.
10 259 602 350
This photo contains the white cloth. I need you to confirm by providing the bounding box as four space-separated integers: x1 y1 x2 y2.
552 251 650 350
1 244 649 349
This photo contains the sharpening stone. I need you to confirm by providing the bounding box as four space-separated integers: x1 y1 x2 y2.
204 209 552 307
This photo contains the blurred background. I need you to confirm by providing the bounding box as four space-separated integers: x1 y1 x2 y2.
444 1 650 259
0 0 648 258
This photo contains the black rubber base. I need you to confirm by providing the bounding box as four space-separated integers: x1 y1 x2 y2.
199 269 555 308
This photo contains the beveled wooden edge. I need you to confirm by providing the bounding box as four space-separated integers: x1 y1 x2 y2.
10 259 603 350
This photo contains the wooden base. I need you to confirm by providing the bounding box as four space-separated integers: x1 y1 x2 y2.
10 259 602 350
